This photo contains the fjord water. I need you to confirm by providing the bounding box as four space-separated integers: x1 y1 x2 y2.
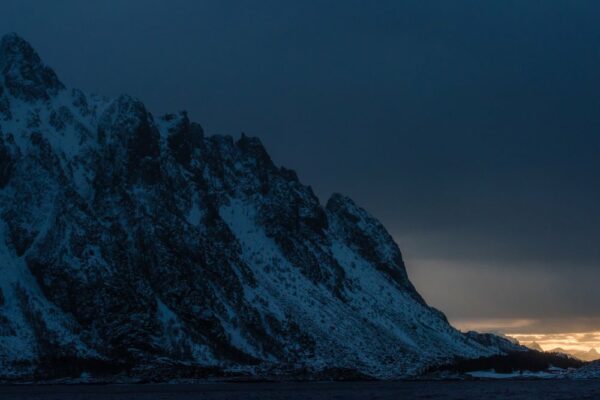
3 381 600 400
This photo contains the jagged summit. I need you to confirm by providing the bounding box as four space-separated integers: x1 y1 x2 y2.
0 34 513 382
0 33 64 101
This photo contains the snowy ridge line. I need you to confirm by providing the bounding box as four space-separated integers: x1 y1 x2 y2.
0 33 516 381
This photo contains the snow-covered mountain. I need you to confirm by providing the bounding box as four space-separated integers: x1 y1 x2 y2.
0 33 507 381
549 348 600 362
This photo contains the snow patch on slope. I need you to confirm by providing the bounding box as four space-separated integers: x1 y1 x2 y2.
0 222 96 374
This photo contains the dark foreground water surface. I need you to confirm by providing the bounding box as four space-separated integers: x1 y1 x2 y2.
1 380 599 400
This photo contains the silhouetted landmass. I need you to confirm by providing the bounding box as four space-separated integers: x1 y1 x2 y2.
429 350 585 375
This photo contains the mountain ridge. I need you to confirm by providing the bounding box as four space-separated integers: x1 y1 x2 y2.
0 33 512 381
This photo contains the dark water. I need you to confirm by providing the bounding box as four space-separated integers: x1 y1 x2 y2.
1 380 599 400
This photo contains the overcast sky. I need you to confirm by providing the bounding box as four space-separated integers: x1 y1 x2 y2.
2 0 599 333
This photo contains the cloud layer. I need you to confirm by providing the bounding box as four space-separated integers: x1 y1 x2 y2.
1 0 599 329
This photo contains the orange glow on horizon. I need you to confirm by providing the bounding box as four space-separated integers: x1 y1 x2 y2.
509 332 600 354
451 318 600 360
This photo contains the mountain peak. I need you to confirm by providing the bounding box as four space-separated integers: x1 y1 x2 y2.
0 32 27 48
0 33 44 69
0 32 64 101
1 32 29 47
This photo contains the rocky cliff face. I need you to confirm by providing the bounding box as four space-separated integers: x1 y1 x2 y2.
0 33 503 381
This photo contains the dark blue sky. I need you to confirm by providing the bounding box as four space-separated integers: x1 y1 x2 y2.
3 0 599 332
